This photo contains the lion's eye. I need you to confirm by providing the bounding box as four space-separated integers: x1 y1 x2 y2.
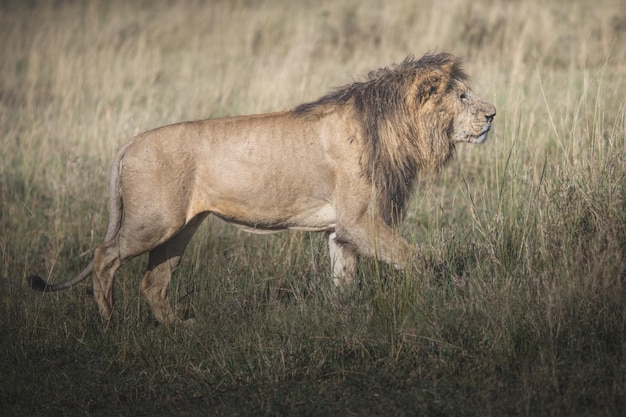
460 93 468 102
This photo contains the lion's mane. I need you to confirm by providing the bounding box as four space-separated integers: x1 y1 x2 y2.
294 53 468 225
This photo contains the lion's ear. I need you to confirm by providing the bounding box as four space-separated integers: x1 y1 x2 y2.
415 70 451 104
439 59 456 77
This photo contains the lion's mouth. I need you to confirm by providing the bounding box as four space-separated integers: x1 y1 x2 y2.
470 125 492 144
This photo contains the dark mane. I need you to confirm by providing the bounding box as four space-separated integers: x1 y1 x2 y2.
294 54 467 116
293 53 467 225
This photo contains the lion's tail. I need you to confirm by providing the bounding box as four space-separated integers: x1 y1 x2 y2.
27 141 130 292
27 261 94 292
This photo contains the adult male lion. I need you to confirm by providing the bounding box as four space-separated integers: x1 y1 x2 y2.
28 53 495 325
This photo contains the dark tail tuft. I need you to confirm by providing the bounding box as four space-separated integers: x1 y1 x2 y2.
27 275 49 292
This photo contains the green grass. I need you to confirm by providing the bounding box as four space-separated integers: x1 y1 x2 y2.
1 0 625 415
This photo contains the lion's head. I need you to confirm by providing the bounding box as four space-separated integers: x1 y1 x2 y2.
412 55 496 145
295 53 495 224
446 84 496 145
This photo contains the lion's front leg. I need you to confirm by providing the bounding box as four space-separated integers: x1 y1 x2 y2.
328 232 358 286
336 216 415 272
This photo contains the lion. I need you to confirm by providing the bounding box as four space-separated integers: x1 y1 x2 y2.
28 53 495 325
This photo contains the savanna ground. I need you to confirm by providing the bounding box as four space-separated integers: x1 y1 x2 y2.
1 0 625 415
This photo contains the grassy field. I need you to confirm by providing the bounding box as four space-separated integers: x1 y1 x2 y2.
1 0 625 415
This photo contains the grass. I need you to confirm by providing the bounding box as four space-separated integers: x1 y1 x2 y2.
1 0 625 415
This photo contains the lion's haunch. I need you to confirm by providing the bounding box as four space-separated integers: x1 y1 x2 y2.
27 52 495 325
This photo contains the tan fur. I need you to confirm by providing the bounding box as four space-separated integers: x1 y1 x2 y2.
28 53 495 325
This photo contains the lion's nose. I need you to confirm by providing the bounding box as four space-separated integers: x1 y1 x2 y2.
485 111 496 124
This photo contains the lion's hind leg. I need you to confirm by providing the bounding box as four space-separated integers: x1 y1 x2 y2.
93 242 123 324
328 232 358 287
140 214 207 325
93 233 155 324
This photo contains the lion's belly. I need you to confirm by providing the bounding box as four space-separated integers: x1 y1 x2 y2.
285 204 336 232
211 202 336 234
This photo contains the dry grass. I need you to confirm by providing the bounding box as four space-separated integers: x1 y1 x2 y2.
1 0 625 415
